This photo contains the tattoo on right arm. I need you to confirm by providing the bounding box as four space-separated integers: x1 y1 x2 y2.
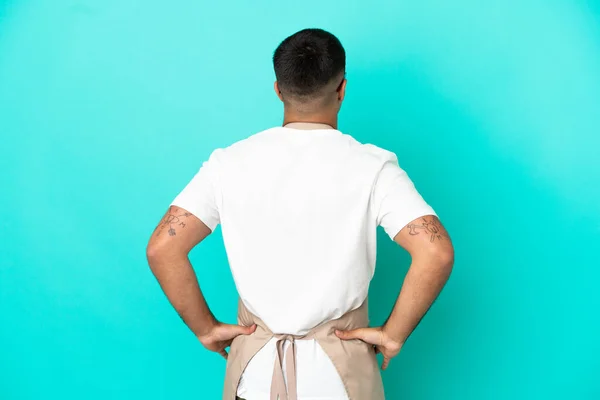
406 216 449 243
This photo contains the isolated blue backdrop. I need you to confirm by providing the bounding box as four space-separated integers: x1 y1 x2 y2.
1 1 599 399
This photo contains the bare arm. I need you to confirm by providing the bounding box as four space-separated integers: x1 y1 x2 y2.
384 215 454 343
146 206 217 337
146 205 254 358
337 215 454 369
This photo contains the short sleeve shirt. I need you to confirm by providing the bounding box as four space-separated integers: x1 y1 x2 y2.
169 125 436 399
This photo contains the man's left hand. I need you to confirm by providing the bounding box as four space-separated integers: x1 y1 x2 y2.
198 323 257 359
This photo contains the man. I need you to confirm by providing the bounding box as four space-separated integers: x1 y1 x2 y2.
146 28 454 400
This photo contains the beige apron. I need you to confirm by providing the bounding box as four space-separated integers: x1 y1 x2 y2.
223 298 385 400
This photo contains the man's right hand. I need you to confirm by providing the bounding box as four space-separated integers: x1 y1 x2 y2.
335 327 403 370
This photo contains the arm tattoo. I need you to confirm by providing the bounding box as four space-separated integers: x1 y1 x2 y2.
154 209 192 237
407 217 449 243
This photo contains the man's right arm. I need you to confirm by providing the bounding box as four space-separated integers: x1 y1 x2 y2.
383 215 454 343
336 214 454 369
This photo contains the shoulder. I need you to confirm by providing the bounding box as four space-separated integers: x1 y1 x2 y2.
338 132 399 165
206 127 281 162
360 143 398 163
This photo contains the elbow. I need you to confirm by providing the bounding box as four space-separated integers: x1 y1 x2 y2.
146 244 175 278
146 241 188 270
435 246 455 276
145 244 162 272
439 245 455 268
415 244 455 275
146 242 170 266
145 243 160 263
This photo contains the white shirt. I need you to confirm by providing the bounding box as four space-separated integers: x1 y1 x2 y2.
170 124 436 400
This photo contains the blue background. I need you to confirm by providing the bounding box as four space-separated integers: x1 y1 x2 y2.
1 0 599 399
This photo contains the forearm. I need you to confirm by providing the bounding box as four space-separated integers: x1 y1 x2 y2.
383 253 453 344
147 253 217 338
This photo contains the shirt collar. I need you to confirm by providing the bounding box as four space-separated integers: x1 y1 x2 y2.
283 122 335 130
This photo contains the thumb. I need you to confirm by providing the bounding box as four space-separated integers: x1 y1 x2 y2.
335 328 368 342
229 323 256 336
337 328 383 346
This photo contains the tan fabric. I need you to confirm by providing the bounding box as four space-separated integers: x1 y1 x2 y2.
223 298 385 400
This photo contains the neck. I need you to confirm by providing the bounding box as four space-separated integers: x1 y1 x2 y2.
282 111 338 130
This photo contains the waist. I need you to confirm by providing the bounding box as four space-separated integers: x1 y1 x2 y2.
238 282 371 335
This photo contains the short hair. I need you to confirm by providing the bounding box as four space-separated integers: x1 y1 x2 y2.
273 28 345 100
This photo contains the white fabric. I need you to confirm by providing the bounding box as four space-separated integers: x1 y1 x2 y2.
170 125 436 400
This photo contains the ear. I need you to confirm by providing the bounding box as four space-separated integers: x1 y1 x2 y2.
337 79 347 102
274 81 284 102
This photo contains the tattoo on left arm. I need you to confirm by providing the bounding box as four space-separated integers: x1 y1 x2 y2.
154 209 192 237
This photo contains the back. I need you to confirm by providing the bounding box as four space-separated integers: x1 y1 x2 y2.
170 124 436 335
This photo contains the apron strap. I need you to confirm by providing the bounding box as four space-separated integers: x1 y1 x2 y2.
270 336 298 400
226 297 384 400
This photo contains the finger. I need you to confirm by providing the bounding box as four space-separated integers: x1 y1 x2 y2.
381 356 390 370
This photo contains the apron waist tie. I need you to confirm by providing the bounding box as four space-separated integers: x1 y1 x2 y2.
270 335 299 400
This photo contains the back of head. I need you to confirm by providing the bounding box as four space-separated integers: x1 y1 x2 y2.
273 28 346 112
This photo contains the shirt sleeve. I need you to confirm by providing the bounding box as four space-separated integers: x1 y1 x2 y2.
373 153 437 241
169 150 221 231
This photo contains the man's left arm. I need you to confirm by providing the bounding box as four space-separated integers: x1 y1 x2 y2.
146 205 255 358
